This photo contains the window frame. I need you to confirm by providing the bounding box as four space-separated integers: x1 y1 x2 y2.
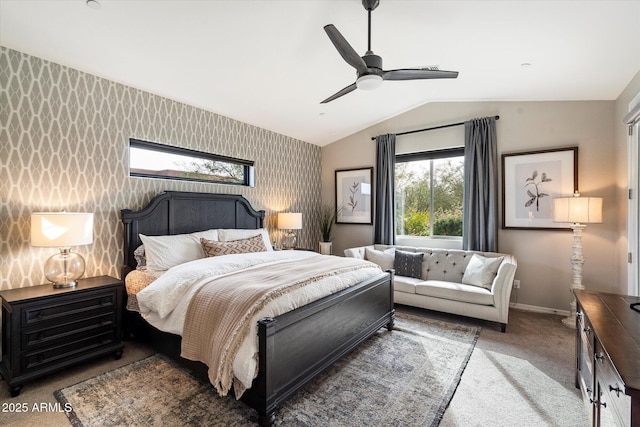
395 147 465 240
129 138 255 187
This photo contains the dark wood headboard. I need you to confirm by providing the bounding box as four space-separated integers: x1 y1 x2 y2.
121 191 265 278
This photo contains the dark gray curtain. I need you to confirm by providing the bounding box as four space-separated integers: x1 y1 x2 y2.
463 117 498 251
374 134 396 245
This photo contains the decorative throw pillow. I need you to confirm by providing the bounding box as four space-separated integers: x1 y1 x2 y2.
461 254 504 290
201 234 268 257
365 247 395 271
134 245 146 269
217 228 274 251
393 250 424 279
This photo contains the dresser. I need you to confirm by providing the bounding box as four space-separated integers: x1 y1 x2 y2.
0 276 124 396
575 290 640 427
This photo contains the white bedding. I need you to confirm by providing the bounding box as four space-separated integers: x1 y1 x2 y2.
136 250 383 393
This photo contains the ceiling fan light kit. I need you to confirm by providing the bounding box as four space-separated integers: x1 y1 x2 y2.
356 74 383 90
322 0 458 103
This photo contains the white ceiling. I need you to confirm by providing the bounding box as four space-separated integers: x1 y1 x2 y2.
1 1 639 146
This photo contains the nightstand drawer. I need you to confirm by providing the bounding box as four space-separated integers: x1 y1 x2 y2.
22 329 117 373
23 290 116 327
23 312 116 350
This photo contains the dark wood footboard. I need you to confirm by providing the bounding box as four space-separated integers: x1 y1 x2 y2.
242 271 394 425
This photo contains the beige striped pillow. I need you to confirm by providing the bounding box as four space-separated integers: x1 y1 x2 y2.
201 234 268 257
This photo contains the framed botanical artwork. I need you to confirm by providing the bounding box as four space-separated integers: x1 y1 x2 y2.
502 147 578 230
335 167 373 224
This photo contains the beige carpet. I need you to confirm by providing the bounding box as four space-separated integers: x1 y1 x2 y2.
53 312 479 426
1 307 589 426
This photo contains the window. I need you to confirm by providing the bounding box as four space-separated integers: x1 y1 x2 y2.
129 139 254 187
395 148 464 238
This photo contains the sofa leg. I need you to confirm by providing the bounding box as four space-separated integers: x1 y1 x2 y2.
500 323 506 333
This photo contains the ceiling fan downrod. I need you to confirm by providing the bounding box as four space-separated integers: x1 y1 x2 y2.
363 0 379 54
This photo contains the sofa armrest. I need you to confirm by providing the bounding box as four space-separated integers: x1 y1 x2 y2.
344 246 368 259
490 255 518 322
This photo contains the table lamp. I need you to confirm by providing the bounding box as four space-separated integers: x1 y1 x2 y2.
31 212 94 288
277 212 302 250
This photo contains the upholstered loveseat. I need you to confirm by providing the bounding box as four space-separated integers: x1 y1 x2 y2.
344 245 517 332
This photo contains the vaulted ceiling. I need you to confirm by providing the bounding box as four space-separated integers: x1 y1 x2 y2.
1 0 639 146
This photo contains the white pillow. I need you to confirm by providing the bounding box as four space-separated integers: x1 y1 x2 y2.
217 228 273 251
365 247 395 271
139 229 219 271
461 254 504 290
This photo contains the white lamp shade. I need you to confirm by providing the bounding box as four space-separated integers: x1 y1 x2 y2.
277 212 302 230
31 212 94 247
553 197 602 224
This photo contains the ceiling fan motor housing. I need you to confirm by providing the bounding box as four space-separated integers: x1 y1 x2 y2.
362 53 383 75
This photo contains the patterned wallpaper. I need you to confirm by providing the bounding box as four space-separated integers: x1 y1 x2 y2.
0 47 321 290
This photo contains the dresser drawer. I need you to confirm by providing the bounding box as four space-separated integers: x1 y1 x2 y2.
23 312 116 350
595 340 631 427
578 309 594 352
22 329 117 373
22 290 116 328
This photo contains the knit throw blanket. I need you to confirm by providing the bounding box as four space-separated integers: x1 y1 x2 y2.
180 255 378 398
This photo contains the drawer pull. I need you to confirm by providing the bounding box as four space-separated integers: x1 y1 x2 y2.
36 311 44 319
583 326 591 333
609 385 622 397
595 352 605 362
589 398 607 408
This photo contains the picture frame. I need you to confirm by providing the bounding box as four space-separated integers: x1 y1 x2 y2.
502 147 578 230
335 167 373 224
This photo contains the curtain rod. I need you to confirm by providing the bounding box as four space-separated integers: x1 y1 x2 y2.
371 115 500 140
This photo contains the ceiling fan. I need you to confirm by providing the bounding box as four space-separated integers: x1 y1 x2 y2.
321 0 459 104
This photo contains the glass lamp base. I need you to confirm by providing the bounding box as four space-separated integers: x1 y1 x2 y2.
44 248 85 288
282 232 297 250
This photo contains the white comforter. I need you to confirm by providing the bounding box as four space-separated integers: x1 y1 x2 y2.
136 250 382 393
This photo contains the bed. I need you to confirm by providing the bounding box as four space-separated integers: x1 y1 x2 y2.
120 191 394 426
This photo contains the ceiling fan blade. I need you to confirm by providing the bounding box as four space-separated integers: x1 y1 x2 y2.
324 24 368 74
383 68 459 81
321 82 358 104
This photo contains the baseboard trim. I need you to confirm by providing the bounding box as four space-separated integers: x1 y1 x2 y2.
510 302 570 317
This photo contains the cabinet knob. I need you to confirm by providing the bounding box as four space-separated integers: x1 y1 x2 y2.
595 352 605 362
583 326 591 333
589 398 607 408
609 385 622 397
36 311 44 319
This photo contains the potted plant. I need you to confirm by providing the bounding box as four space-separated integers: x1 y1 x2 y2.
319 204 339 255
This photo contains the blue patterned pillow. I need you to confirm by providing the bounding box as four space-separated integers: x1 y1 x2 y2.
394 250 424 279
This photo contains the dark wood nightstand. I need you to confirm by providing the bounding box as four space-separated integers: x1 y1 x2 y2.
0 275 124 397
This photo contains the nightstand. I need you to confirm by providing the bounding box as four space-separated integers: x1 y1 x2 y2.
0 275 124 397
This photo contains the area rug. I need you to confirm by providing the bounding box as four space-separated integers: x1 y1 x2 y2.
54 312 479 427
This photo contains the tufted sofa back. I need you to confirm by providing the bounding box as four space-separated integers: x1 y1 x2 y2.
368 244 514 283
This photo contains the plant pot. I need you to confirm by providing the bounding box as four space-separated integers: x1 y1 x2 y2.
319 241 332 255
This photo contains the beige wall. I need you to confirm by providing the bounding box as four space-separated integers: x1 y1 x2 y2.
322 100 621 312
614 70 640 296
0 47 321 290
